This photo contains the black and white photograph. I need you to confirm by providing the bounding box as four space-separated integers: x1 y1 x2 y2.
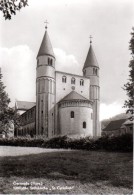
0 0 133 194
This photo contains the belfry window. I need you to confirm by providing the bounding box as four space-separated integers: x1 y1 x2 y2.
37 59 39 66
80 79 84 86
48 58 53 66
62 76 67 83
71 77 75 84
93 68 97 75
50 59 53 65
70 111 74 118
83 121 86 129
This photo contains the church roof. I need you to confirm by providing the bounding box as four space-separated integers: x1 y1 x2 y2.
37 30 55 58
60 91 89 102
15 101 36 111
83 44 99 69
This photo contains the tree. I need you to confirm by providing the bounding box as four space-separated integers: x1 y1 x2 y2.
0 69 20 136
0 0 28 20
0 69 10 112
124 28 134 119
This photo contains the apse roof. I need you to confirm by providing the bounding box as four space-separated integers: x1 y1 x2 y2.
60 91 89 102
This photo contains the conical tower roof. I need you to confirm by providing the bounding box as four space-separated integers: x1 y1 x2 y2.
83 44 99 69
37 30 55 58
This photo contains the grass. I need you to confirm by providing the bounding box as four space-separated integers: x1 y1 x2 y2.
0 147 133 194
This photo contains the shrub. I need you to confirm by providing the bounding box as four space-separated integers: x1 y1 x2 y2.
0 137 45 147
0 133 132 152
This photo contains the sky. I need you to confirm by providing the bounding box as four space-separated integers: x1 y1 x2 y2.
0 0 133 120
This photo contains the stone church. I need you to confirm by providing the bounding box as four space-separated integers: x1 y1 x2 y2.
16 26 101 138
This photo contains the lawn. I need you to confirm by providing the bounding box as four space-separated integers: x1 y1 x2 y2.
0 146 133 194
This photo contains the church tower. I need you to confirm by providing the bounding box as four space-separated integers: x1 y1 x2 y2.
83 38 101 136
36 24 56 138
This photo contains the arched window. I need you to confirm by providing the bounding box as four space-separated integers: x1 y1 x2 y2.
80 79 84 86
93 68 98 75
62 76 67 83
70 111 74 118
83 121 86 129
37 59 39 65
50 59 53 65
71 77 75 84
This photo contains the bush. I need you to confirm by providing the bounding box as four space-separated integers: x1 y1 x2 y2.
0 137 45 147
0 133 132 152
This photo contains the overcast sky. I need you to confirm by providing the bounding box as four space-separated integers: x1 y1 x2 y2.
0 0 133 120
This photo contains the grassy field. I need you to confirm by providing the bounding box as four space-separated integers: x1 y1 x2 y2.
0 146 133 194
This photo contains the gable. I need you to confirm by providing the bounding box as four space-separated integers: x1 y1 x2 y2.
55 71 90 103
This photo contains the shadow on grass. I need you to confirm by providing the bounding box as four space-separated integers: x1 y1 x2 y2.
0 150 133 189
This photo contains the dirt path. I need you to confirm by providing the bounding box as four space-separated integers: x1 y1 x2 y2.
0 146 71 156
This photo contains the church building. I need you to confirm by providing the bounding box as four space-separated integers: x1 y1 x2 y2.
16 25 101 138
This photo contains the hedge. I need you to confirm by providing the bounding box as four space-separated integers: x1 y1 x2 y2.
0 133 132 152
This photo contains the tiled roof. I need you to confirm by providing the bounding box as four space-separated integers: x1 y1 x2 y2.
15 101 36 111
60 91 89 102
37 30 55 58
103 119 127 132
83 44 99 69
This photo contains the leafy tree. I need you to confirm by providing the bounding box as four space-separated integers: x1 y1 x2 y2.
0 0 28 20
124 27 134 119
0 69 10 112
0 70 20 136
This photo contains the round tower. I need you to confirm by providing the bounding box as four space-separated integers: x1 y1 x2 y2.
83 39 101 137
36 26 56 138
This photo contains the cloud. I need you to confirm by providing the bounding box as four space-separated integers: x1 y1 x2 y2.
0 46 81 108
54 48 82 75
0 45 36 107
100 102 126 121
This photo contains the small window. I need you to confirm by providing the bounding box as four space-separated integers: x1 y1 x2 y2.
37 59 39 65
71 77 75 84
48 58 53 66
91 113 93 119
62 76 67 83
50 59 53 65
83 121 86 129
80 79 84 86
93 68 97 75
70 111 74 118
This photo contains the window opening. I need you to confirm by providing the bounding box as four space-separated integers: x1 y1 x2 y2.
71 77 75 84
62 76 67 83
80 79 84 86
83 121 86 129
71 111 74 118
